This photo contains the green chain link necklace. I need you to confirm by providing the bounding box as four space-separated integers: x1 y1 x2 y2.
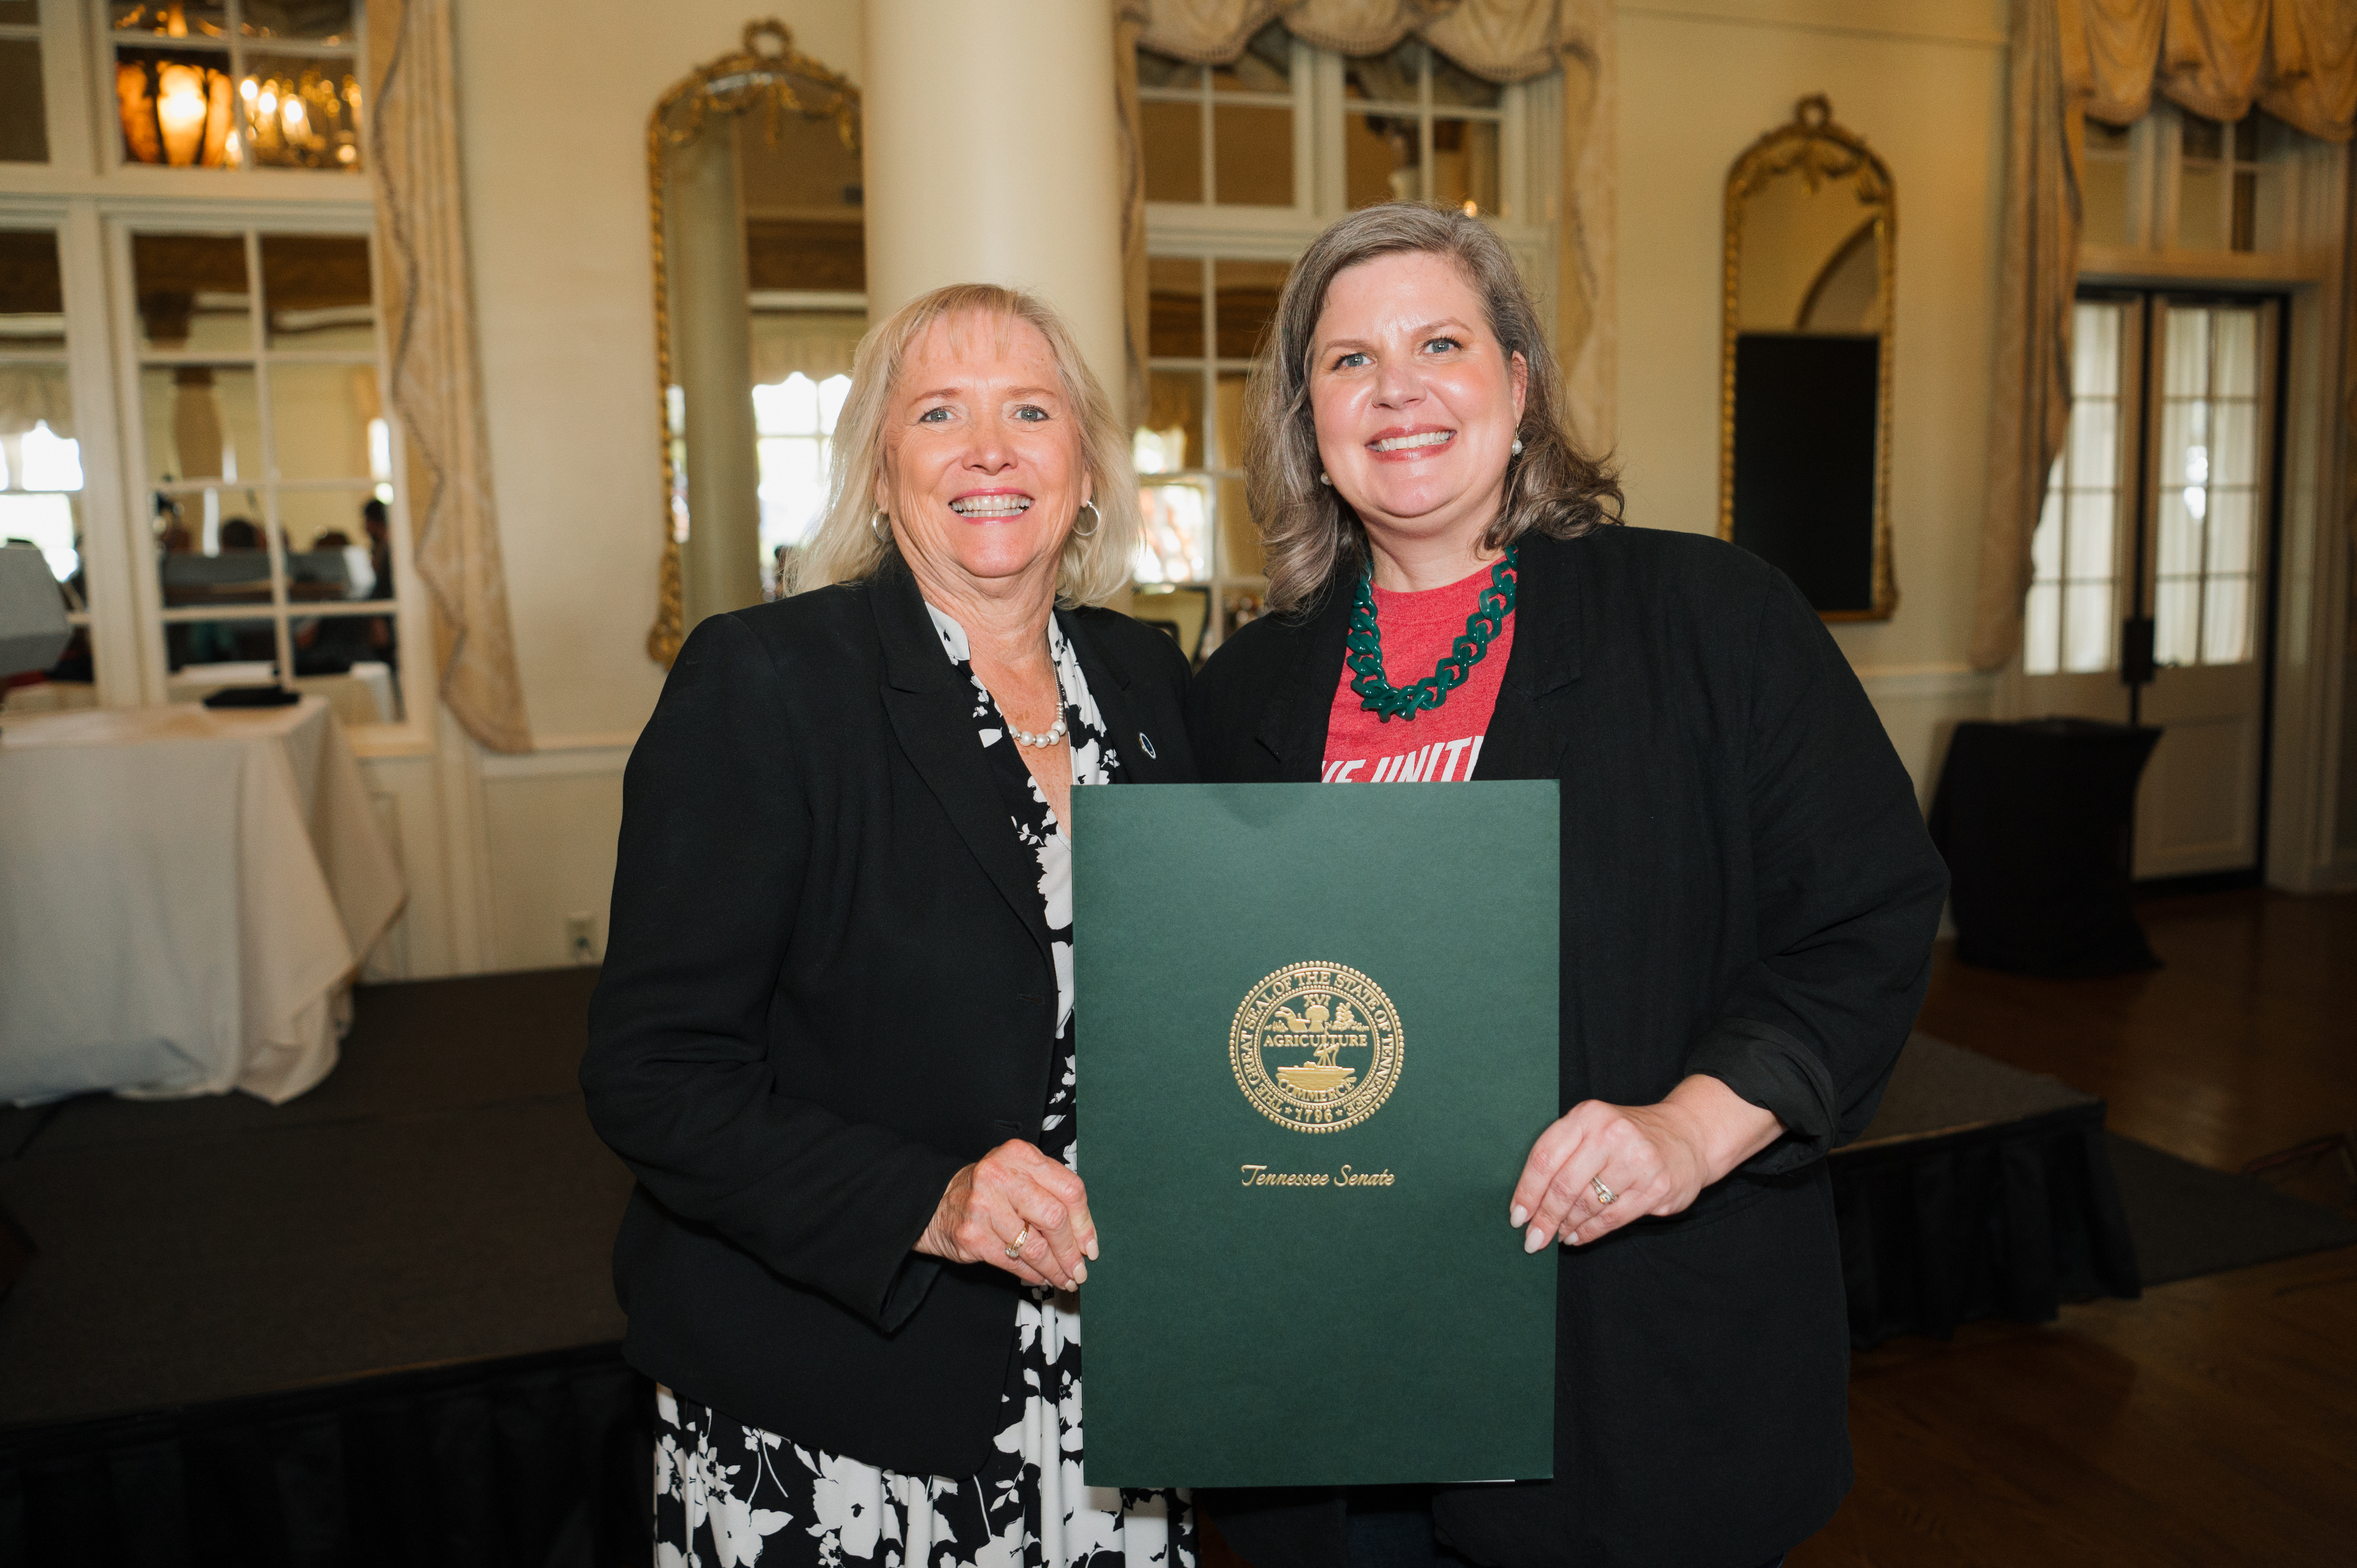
1344 545 1518 722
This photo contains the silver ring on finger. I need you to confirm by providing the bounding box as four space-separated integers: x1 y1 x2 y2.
1591 1175 1616 1206
1004 1223 1030 1260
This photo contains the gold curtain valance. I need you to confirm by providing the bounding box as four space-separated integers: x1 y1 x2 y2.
1137 0 1588 83
2063 0 2357 140
1972 0 2357 674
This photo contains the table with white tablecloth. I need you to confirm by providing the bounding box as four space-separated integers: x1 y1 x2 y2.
0 698 406 1105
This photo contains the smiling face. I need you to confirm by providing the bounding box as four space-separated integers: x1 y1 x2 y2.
1308 250 1526 565
878 310 1089 604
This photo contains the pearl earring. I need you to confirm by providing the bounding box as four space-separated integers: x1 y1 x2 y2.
1319 473 1331 486
1511 439 1524 454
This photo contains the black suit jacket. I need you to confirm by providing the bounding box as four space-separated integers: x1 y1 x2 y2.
1187 526 1948 1568
581 564 1195 1476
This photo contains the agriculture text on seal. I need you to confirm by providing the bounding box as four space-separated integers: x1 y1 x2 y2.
1229 962 1404 1133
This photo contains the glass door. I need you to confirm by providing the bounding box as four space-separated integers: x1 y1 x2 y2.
2021 291 2280 880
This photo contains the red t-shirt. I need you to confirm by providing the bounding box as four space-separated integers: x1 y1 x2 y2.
1322 560 1515 784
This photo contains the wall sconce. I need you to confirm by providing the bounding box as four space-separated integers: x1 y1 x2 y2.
116 52 239 168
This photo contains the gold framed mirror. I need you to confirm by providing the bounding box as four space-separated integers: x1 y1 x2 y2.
1719 95 1897 621
647 20 863 665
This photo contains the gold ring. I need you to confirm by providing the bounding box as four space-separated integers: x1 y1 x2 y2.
1004 1224 1030 1260
1591 1175 1616 1206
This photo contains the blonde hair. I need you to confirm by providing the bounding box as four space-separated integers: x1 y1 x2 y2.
1246 204 1621 615
793 283 1140 605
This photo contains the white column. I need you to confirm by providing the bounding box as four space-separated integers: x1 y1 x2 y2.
861 0 1126 408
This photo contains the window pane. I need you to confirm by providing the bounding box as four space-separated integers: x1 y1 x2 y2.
2181 113 2224 161
2065 488 2115 580
2154 484 2202 577
2204 486 2255 577
1218 476 1262 577
1135 478 1209 582
241 54 363 171
1213 370 1248 468
756 433 824 549
115 47 238 167
1212 104 1292 205
261 233 374 349
0 229 64 345
2162 308 2209 396
0 491 83 595
292 614 401 722
1136 52 1202 91
1213 259 1287 360
2179 161 2225 250
241 0 354 41
2063 580 2113 673
2201 575 2252 664
0 2 43 22
1344 41 1422 106
2081 153 2128 248
1209 25 1289 93
111 3 230 35
2030 482 2062 580
1433 119 1498 214
165 617 276 673
2213 308 2258 397
2072 302 2122 398
2211 398 2256 484
2067 391 2117 486
134 232 252 353
1139 370 1202 471
0 39 46 164
141 364 259 482
1140 99 1202 203
278 487 383 591
2022 581 2061 675
2153 576 2201 666
1432 56 1502 109
1148 256 1205 358
1346 114 1418 207
266 363 378 481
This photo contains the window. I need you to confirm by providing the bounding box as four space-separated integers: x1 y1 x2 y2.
2077 104 2298 257
0 2 47 164
1137 27 1557 656
129 224 406 721
1342 40 1502 215
752 368 850 591
108 0 364 172
0 228 87 698
2026 294 2274 677
1137 24 1298 208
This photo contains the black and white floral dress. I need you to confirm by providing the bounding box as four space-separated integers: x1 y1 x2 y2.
653 606 1194 1568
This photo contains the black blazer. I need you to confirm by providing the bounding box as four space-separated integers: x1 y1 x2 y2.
1187 526 1947 1568
581 564 1195 1477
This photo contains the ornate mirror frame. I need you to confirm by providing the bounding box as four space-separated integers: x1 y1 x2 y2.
1718 95 1899 622
646 20 861 665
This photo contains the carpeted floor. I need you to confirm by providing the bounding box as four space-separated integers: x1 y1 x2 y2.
0 967 627 1431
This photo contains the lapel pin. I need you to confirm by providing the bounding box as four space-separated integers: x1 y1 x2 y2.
1139 732 1158 759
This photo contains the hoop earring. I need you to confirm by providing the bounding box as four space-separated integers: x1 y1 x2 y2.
870 510 890 544
1072 500 1101 539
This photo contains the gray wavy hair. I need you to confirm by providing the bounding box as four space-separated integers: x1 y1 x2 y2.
794 282 1141 605
1245 204 1621 615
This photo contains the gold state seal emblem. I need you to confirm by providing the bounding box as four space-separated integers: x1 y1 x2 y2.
1229 962 1404 1133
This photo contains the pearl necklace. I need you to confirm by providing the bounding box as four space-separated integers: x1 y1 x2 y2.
1004 662 1069 749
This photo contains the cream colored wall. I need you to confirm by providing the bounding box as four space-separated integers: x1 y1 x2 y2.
449 0 863 970
1616 0 2009 798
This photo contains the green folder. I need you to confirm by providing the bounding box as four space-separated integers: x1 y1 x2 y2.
1071 782 1560 1488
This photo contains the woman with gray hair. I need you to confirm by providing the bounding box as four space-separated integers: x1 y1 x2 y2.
1188 206 1946 1567
584 283 1197 1568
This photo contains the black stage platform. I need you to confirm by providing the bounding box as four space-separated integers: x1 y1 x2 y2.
3 982 2350 1565
0 968 646 1564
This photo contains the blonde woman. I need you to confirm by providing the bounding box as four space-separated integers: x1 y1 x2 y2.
584 284 1197 1568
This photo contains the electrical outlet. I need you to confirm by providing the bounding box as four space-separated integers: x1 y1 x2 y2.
565 913 597 965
